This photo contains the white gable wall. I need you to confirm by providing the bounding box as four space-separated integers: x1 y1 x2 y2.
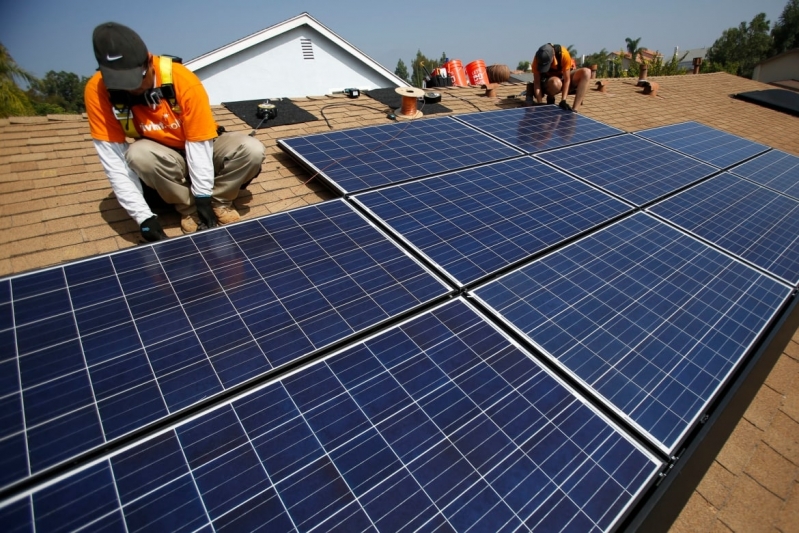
191 27 399 104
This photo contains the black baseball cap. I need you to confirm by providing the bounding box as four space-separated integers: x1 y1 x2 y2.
536 44 554 73
93 22 149 90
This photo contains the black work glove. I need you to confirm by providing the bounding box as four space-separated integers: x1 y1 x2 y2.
140 215 167 242
559 100 573 112
195 196 218 230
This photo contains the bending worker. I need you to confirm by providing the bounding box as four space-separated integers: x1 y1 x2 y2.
85 22 265 241
529 43 590 112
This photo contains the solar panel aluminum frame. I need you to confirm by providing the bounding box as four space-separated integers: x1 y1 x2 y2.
0 199 455 495
622 286 799 532
275 117 524 196
0 297 666 533
646 173 799 287
533 134 721 208
451 106 625 155
467 214 793 457
350 157 635 290
632 121 770 170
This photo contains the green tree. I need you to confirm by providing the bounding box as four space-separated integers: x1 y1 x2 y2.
707 12 772 78
771 0 799 54
583 48 610 77
410 50 442 88
394 58 410 83
647 51 689 76
624 37 644 77
517 60 530 71
29 70 89 114
0 42 36 117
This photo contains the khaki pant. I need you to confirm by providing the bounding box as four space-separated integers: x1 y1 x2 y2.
126 133 265 216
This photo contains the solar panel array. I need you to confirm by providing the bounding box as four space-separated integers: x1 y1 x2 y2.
277 117 522 194
3 107 798 532
354 157 632 286
453 106 623 154
472 214 790 453
0 200 449 489
649 173 799 285
729 149 799 200
2 299 662 533
634 121 769 168
536 134 720 206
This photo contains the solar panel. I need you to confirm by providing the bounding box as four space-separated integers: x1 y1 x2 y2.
2 298 662 532
634 121 769 168
277 117 522 195
354 157 633 286
472 213 791 453
535 134 719 206
648 173 799 285
453 106 623 153
0 199 449 489
728 149 799 200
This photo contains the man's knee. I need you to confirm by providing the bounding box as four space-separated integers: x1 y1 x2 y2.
546 78 562 94
573 68 592 84
240 134 266 169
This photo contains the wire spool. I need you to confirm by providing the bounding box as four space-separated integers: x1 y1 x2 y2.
394 87 425 119
486 64 510 84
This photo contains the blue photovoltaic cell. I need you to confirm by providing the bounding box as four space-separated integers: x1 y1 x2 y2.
0 199 448 490
277 116 522 194
536 134 719 206
649 173 799 285
453 106 623 154
472 213 791 453
635 121 768 168
354 157 632 286
1 298 661 533
729 149 799 200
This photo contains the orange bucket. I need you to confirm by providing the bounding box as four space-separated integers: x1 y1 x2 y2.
465 60 488 85
444 59 467 86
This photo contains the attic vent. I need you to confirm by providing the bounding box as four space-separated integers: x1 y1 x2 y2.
301 38 314 60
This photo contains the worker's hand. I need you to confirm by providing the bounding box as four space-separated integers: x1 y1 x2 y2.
559 100 573 112
140 215 167 242
195 196 218 230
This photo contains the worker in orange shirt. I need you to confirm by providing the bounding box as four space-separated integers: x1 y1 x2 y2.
528 43 591 112
85 22 265 241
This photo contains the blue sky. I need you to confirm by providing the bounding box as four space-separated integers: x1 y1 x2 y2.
0 0 789 78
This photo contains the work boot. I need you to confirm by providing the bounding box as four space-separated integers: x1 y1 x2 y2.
181 213 201 234
546 94 556 105
213 205 241 225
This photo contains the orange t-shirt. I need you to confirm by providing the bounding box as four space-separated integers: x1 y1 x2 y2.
532 46 573 76
85 56 217 149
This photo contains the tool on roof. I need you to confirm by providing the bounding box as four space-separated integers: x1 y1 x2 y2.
424 91 441 104
249 101 278 136
333 88 361 98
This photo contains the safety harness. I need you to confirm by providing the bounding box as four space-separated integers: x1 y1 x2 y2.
109 56 179 138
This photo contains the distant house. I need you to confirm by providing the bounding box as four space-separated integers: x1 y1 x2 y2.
753 49 799 87
184 12 409 104
676 47 709 71
608 49 662 71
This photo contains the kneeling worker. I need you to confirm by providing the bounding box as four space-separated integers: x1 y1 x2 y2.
85 22 265 241
529 43 590 112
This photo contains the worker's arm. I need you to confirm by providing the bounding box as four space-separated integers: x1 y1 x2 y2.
93 140 167 241
185 139 217 228
93 140 153 224
533 72 544 103
560 67 571 102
